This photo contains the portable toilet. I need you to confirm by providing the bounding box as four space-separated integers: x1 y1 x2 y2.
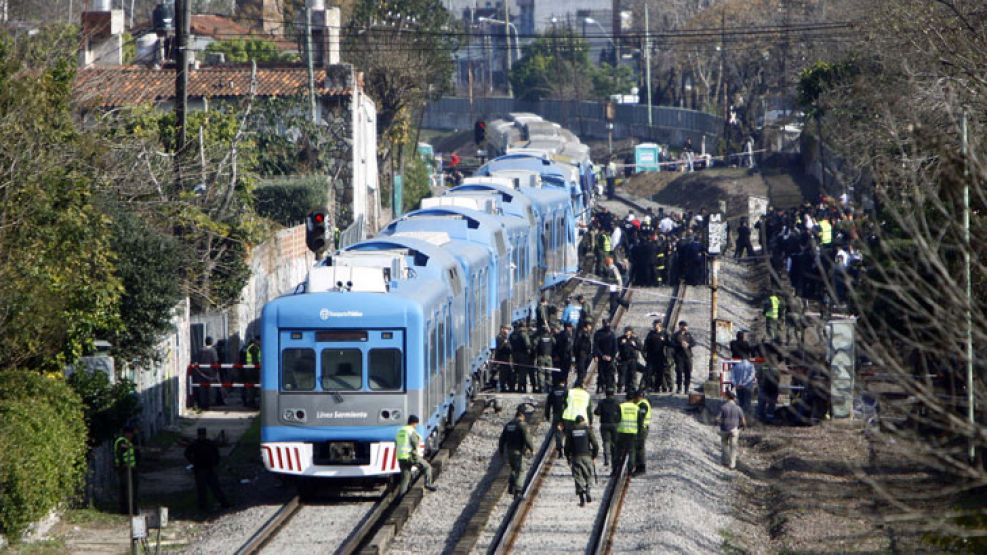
634 142 660 173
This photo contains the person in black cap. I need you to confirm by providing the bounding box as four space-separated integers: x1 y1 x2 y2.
617 326 642 393
574 321 594 386
184 427 230 511
396 415 436 494
593 388 621 467
499 407 534 498
672 321 696 394
564 414 599 507
593 319 618 393
644 319 671 393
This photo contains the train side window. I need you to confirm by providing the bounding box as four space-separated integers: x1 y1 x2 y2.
321 349 363 390
369 349 403 391
281 348 315 391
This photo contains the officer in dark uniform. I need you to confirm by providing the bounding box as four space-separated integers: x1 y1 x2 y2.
536 296 554 331
573 321 594 386
564 415 600 507
494 325 514 392
617 326 642 393
498 408 534 498
633 390 652 474
554 322 573 386
593 319 618 393
644 320 671 392
545 382 568 456
510 323 533 392
672 321 696 394
534 325 555 393
578 294 593 329
593 388 621 467
184 427 231 511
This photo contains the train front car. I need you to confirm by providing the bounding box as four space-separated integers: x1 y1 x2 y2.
259 237 468 481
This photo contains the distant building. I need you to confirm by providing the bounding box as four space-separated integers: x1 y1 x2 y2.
73 3 378 234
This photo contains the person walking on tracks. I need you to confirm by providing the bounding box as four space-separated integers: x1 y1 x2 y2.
184 427 231 512
617 326 643 393
494 325 514 392
672 321 696 395
718 390 747 470
545 382 568 457
564 415 600 507
593 319 618 394
561 379 593 451
499 408 534 498
593 388 621 467
644 319 671 393
397 415 437 494
632 390 652 474
574 321 594 386
114 425 140 515
614 393 646 475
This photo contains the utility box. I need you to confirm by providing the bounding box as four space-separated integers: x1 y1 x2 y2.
634 143 660 173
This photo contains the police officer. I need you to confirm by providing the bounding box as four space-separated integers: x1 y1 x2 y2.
546 381 568 456
536 296 554 331
396 415 436 494
561 380 593 451
593 319 618 394
184 427 231 511
578 294 593 330
499 408 534 498
672 321 696 395
554 322 573 386
535 325 555 393
644 320 671 393
617 326 642 393
573 321 594 386
494 325 514 392
763 292 783 342
633 390 652 474
510 323 533 392
114 425 139 515
564 415 600 507
593 388 621 467
614 393 644 475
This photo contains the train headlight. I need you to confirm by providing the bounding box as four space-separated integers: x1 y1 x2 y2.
379 409 401 422
282 409 307 423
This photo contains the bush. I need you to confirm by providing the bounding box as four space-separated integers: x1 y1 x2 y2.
67 371 140 447
253 176 329 226
0 371 87 541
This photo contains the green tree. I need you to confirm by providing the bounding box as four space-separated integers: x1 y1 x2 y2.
510 28 597 102
590 63 636 99
0 30 122 372
402 153 432 213
204 38 295 63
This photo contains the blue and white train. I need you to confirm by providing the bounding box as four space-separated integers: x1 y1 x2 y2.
258 114 597 479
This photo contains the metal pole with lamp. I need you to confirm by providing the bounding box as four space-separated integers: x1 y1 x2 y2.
478 16 520 98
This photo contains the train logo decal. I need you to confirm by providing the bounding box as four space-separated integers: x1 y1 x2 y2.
320 308 330 320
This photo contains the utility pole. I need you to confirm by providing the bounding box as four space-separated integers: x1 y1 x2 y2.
708 256 720 382
174 0 191 186
645 4 652 127
963 112 975 463
304 5 318 123
504 3 513 98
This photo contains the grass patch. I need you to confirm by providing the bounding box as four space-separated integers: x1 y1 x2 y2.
60 507 127 527
1 538 67 554
224 416 261 475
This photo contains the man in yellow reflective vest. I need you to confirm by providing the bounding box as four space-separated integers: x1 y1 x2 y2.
562 379 593 432
114 425 139 515
632 390 652 474
614 393 646 475
396 415 436 495
763 293 783 342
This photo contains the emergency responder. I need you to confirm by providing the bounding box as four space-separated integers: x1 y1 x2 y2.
734 217 754 259
194 336 220 409
554 322 573 386
535 325 555 393
578 294 593 330
672 321 696 395
644 320 670 392
593 388 621 467
114 425 139 515
241 335 261 407
574 321 594 386
594 224 610 276
603 256 623 318
536 296 554 331
564 415 600 507
593 319 618 393
633 390 652 474
655 235 669 285
617 326 642 393
561 380 593 453
545 382 568 456
763 292 783 342
510 323 533 392
184 427 231 512
396 415 437 494
614 393 645 475
499 408 534 498
494 325 514 392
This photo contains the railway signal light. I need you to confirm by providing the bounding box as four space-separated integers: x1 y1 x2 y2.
474 119 486 145
306 208 329 253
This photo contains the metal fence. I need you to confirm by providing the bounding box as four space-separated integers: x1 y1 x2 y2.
422 97 724 148
338 214 365 249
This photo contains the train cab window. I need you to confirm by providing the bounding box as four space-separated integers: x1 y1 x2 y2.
369 349 403 391
321 349 363 390
281 348 315 391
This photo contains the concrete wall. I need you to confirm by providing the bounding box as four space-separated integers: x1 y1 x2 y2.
423 96 724 149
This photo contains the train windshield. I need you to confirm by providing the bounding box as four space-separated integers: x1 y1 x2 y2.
279 329 405 393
